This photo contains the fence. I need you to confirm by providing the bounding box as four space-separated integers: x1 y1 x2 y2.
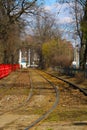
0 64 20 79
54 67 87 78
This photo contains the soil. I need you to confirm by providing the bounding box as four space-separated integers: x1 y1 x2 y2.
0 69 87 130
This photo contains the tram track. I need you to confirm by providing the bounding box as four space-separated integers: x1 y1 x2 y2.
0 69 32 115
24 69 87 129
0 68 87 130
24 69 59 130
0 68 59 129
41 70 87 96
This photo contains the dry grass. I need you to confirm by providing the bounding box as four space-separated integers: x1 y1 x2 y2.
75 72 85 84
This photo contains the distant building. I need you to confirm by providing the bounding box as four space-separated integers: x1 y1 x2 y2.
19 50 27 68
19 48 39 68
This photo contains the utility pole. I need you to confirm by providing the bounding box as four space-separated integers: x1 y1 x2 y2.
75 44 79 68
19 49 22 67
28 49 31 67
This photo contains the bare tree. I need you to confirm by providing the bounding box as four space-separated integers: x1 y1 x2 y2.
57 0 87 69
31 10 61 68
71 0 87 69
0 0 40 63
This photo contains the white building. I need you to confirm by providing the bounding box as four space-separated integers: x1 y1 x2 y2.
19 49 27 68
19 49 39 68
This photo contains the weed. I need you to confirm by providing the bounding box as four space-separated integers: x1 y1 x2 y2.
47 128 53 130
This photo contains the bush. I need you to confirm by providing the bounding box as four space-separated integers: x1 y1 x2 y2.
75 72 85 83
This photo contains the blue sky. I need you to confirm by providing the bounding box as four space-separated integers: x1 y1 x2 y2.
25 0 76 46
44 0 56 5
43 0 76 45
44 0 73 24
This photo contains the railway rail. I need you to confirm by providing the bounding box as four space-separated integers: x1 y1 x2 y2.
42 70 87 96
0 68 87 129
0 69 59 129
25 69 87 129
25 69 59 130
0 69 32 115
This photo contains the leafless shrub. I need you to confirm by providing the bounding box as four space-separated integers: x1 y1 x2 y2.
75 72 85 84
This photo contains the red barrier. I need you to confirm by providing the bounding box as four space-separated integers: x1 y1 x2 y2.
12 64 20 71
0 64 20 79
0 64 5 78
0 65 3 79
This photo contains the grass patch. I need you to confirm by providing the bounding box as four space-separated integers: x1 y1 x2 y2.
33 108 45 115
0 87 30 95
14 108 45 115
45 108 87 122
35 128 54 130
